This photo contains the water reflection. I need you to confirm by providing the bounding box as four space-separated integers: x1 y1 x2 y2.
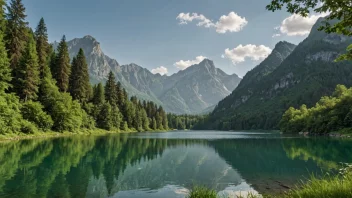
0 132 351 197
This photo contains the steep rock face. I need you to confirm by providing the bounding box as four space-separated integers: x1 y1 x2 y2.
207 18 352 130
60 36 241 114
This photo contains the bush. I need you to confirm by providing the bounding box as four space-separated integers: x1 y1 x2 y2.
51 93 83 132
21 101 53 131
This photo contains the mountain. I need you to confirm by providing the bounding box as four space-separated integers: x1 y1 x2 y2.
56 36 241 114
118 59 241 114
203 18 352 130
158 59 241 114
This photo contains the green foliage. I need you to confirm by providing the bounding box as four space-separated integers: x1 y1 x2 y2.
69 48 90 103
96 102 113 130
187 186 217 198
92 82 104 105
280 85 352 134
51 93 83 132
284 172 352 198
53 35 71 92
21 100 53 131
17 33 40 101
0 29 11 92
266 0 352 36
5 0 28 69
168 114 205 130
104 71 117 104
34 17 49 79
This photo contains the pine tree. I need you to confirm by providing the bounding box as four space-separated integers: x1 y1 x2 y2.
53 35 71 92
152 117 157 130
93 82 105 105
17 33 40 101
105 71 117 104
69 48 90 103
0 0 10 92
5 0 28 70
34 17 49 79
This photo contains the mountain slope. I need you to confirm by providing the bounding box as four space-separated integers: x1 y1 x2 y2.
159 59 241 114
204 18 352 130
58 36 241 114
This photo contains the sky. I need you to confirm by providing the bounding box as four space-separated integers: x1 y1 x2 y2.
22 0 326 77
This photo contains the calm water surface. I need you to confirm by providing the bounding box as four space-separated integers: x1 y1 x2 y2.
0 131 351 198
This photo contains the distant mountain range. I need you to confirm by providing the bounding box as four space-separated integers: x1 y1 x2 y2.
201 18 352 130
54 36 241 114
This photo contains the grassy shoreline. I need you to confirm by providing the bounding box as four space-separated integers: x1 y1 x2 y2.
0 128 171 142
188 172 352 198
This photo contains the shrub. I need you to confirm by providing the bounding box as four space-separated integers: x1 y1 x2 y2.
21 101 53 131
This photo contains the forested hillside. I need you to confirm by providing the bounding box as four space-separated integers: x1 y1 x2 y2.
199 18 352 130
0 0 170 135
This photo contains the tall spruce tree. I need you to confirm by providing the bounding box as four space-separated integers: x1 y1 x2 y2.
34 17 49 79
93 82 105 105
54 35 71 92
69 48 90 103
5 0 28 70
105 71 117 104
0 0 10 92
18 33 40 101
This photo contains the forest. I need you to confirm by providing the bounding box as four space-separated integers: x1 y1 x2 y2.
0 0 183 135
280 84 352 134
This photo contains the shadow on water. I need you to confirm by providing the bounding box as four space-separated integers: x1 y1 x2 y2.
0 131 351 197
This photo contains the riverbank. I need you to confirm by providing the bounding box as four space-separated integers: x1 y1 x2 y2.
189 171 352 198
0 128 171 142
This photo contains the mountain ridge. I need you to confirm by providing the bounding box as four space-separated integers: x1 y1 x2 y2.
55 37 241 114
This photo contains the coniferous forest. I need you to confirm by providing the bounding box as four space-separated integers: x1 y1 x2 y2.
0 0 173 135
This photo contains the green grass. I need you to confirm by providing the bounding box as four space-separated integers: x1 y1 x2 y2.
188 186 217 198
189 170 352 198
283 173 352 198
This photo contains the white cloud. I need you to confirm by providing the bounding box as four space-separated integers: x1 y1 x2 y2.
223 44 272 64
176 12 247 33
277 12 329 36
151 66 168 75
174 56 207 70
272 33 281 38
215 12 248 33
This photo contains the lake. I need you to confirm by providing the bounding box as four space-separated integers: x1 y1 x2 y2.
0 131 351 198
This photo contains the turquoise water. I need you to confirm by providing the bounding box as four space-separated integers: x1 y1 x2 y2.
0 131 351 197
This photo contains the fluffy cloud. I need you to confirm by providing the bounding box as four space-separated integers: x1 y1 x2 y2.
151 66 168 75
176 12 247 33
276 13 329 36
223 44 272 64
174 56 207 70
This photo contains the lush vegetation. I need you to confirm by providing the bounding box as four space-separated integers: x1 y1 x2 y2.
0 0 170 136
280 85 352 134
167 114 206 130
187 186 217 198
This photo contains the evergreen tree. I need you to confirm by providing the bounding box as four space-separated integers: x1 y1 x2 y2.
69 48 90 103
17 33 40 101
53 35 71 92
97 102 113 130
5 0 28 69
152 117 157 130
34 17 49 79
93 82 105 105
0 5 10 92
104 71 117 104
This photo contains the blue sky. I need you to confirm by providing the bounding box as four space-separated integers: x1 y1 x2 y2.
23 0 322 76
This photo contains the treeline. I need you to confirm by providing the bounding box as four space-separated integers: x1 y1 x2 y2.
167 114 206 130
0 0 168 134
280 84 352 134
